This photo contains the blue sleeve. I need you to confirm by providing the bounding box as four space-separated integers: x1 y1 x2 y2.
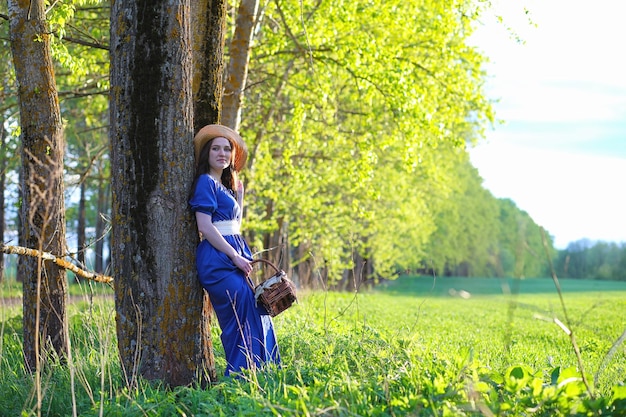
189 175 217 215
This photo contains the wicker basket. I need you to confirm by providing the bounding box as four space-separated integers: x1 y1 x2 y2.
249 259 297 317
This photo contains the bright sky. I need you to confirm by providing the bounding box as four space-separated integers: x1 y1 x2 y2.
468 0 626 249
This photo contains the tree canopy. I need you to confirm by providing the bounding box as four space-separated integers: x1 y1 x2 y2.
238 0 496 282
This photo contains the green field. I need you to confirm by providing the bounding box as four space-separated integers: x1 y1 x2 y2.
1 276 626 416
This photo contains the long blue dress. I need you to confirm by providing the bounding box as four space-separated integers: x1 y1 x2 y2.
189 174 280 376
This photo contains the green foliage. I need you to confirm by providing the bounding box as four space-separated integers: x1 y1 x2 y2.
3 0 111 259
48 0 110 78
423 152 499 276
51 1 111 241
492 198 552 278
0 3 21 227
240 0 496 282
2 277 626 416
556 240 626 281
420 154 552 279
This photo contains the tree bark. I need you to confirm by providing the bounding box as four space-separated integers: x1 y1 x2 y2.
77 180 87 272
191 0 227 127
110 0 212 386
0 123 6 283
8 0 69 370
190 0 230 382
95 159 107 274
222 0 260 131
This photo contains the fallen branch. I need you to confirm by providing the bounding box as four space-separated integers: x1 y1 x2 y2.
1 244 114 285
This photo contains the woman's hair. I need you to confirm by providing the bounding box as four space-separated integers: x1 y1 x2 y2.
192 138 238 194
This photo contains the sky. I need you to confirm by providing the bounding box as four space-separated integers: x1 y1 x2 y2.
467 0 626 249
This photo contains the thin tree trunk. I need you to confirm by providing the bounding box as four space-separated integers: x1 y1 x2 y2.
222 0 260 131
191 0 229 382
95 162 106 274
77 180 86 273
192 0 227 126
15 166 23 284
296 243 309 288
0 123 6 283
8 0 69 372
110 0 210 387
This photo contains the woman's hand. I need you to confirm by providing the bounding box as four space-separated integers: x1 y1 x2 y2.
230 253 252 276
196 212 251 275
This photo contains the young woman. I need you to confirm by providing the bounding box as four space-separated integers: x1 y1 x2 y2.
189 124 280 377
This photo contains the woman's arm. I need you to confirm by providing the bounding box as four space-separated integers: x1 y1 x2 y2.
196 211 252 275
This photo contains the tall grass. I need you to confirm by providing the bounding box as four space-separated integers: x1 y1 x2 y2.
1 276 626 416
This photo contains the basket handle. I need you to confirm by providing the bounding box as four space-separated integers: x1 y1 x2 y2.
250 258 281 275
245 259 282 291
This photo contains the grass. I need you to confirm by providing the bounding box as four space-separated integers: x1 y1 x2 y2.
1 276 626 416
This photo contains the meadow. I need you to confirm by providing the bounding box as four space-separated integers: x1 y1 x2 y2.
1 276 625 416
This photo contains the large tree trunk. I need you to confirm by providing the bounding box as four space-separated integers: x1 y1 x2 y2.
110 0 212 387
222 0 260 131
8 0 69 370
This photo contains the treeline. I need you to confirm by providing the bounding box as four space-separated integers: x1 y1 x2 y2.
554 240 626 281
417 155 554 280
420 162 626 280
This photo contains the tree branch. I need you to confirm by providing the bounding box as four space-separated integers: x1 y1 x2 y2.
1 244 113 285
62 35 109 51
1 12 109 50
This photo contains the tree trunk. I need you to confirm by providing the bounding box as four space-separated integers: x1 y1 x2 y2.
0 123 6 283
190 0 229 382
192 0 227 126
110 0 212 387
77 180 87 272
296 242 313 289
222 0 260 131
8 0 69 370
95 160 107 274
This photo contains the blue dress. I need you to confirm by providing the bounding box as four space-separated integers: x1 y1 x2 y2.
189 174 280 376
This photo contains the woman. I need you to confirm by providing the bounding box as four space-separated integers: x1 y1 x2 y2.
189 124 280 377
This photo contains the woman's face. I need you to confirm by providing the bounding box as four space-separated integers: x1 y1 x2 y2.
208 137 233 173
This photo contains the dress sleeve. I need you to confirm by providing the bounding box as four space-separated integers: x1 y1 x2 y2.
189 175 218 215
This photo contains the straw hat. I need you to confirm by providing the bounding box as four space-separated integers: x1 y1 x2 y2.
193 124 248 172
